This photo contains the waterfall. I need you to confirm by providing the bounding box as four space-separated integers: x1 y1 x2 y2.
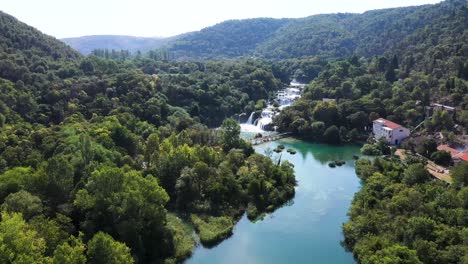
256 117 272 130
239 85 304 133
254 109 273 130
240 112 264 133
246 112 255 125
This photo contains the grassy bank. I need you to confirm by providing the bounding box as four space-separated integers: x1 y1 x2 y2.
190 215 234 247
165 213 196 263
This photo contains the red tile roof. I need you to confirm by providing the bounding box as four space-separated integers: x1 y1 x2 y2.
437 145 468 161
374 118 402 129
437 145 460 157
458 153 468 162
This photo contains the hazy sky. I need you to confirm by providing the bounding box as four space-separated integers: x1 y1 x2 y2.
2 0 442 39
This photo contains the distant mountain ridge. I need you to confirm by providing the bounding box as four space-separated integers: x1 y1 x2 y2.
61 35 179 54
164 0 467 60
59 0 467 61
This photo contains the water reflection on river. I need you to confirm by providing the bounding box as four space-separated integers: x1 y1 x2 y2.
185 138 361 264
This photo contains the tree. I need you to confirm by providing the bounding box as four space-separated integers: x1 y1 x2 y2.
323 125 341 144
385 67 397 83
416 139 437 157
390 55 399 69
313 101 338 126
348 128 360 142
87 232 134 264
0 212 49 263
310 121 325 141
35 155 74 207
361 144 381 156
452 162 468 188
406 217 436 242
30 215 70 256
110 125 138 157
402 163 431 185
175 167 199 209
144 132 160 165
192 161 210 193
430 150 451 166
385 55 398 83
339 126 348 142
53 235 87 264
355 159 377 180
1 190 43 220
369 112 380 123
347 111 368 131
0 167 34 201
79 134 93 168
413 240 439 264
462 228 468 247
74 166 169 261
369 244 422 264
376 138 391 155
79 59 95 74
219 118 241 151
427 110 454 132
0 113 5 128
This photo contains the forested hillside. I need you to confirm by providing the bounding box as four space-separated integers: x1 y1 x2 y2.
62 35 178 55
0 11 81 83
0 11 80 60
168 18 291 59
164 0 467 60
257 0 467 59
0 11 296 263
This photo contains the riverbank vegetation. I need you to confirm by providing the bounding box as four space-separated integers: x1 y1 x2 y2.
344 158 468 264
0 109 296 263
190 215 234 247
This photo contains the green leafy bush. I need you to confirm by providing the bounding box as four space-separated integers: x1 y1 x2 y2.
361 144 382 156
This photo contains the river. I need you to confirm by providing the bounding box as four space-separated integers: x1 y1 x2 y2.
185 138 362 264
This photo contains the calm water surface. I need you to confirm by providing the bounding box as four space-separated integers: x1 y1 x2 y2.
185 138 361 264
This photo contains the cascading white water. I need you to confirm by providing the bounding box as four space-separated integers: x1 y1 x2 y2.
246 112 255 125
239 84 305 133
240 114 263 133
257 117 272 130
255 109 274 130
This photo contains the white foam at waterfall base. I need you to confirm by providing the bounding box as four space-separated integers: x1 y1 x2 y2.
241 111 265 133
241 109 273 133
256 117 272 130
239 123 265 133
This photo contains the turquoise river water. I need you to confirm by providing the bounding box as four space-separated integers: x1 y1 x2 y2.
185 138 362 264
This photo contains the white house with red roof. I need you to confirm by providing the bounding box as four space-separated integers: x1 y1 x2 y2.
372 118 410 145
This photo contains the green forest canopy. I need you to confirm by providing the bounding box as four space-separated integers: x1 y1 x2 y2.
0 0 467 263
